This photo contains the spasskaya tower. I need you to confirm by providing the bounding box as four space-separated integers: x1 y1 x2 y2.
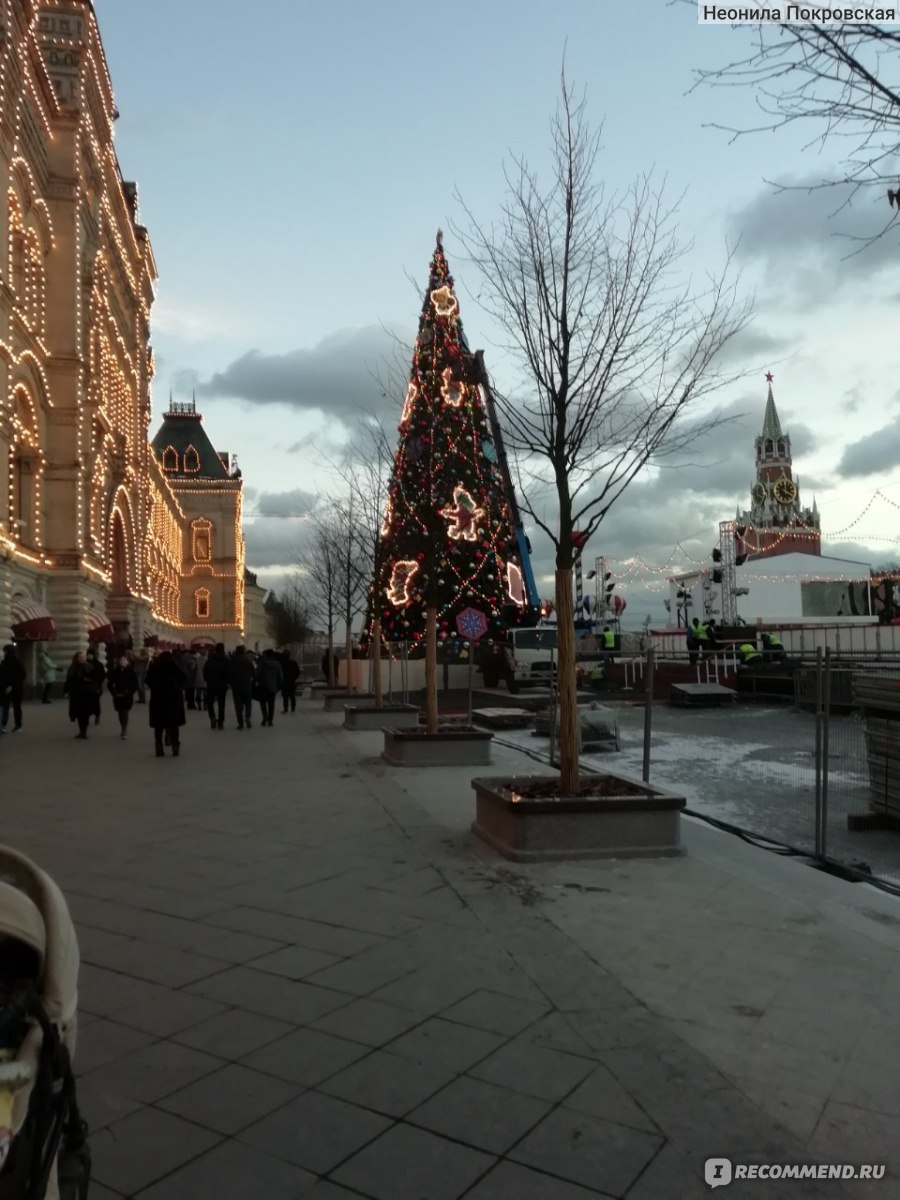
735 374 821 560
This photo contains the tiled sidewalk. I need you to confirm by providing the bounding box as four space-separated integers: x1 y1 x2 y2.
3 697 897 1197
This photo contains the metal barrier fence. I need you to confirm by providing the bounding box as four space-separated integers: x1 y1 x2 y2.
634 648 900 892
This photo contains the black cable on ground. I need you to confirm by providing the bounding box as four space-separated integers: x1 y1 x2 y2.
491 733 900 900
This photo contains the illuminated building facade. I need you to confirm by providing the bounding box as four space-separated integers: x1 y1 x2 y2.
0 0 245 677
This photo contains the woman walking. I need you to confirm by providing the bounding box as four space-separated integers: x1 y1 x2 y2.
38 645 58 704
145 650 187 757
109 653 138 740
65 651 103 739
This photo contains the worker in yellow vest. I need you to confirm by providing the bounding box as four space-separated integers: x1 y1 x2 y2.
762 632 786 663
739 642 763 666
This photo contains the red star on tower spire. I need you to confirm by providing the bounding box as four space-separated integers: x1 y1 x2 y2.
765 371 774 383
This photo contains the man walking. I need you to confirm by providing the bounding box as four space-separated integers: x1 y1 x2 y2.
0 644 26 733
204 643 229 729
228 645 256 730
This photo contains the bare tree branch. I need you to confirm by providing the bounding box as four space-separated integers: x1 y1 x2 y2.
454 70 752 791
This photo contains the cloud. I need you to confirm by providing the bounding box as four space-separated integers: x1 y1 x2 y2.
729 177 895 304
252 488 319 519
836 419 900 478
712 325 796 366
200 325 414 422
243 518 313 570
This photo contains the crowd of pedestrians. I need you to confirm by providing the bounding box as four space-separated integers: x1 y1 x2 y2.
0 641 303 757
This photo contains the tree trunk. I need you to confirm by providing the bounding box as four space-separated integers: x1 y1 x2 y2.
345 618 354 696
372 615 383 707
425 606 438 734
555 567 579 793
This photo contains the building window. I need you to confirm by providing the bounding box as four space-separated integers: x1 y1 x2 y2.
11 453 36 545
183 445 200 473
195 588 210 619
162 446 178 471
192 519 212 562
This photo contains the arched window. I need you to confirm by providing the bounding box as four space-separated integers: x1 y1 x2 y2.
192 518 212 562
183 445 200 473
194 588 210 619
764 439 774 456
777 439 786 457
162 445 178 471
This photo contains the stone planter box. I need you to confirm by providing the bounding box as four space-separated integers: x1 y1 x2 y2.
323 690 375 712
343 703 420 731
383 727 493 767
471 772 685 862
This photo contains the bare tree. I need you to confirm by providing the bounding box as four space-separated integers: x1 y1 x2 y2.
267 583 311 648
456 75 751 792
340 412 396 704
688 17 900 205
296 512 343 684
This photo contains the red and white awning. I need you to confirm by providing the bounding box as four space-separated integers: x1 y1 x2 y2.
86 609 116 644
11 598 57 642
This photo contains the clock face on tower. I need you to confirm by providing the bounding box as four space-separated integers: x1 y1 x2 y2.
752 482 767 505
773 478 797 504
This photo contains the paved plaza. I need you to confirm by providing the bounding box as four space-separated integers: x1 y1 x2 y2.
2 694 899 1198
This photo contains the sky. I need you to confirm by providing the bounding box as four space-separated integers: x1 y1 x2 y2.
92 1 900 626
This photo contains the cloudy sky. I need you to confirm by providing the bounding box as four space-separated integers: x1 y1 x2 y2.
93 1 900 624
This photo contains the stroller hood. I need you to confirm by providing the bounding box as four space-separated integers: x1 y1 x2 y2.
0 847 79 1035
0 885 45 973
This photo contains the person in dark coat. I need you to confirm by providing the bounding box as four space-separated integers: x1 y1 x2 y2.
256 649 284 727
280 650 301 713
227 645 256 730
108 653 138 740
203 643 229 730
0 644 26 733
84 648 106 725
64 651 104 739
145 650 187 756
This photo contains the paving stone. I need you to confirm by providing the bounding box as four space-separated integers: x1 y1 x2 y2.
240 1025 370 1086
469 1038 595 1102
172 1006 295 1058
320 1049 458 1117
81 1039 223 1104
247 943 344 980
79 935 227 988
385 1016 506 1071
186 964 350 1023
78 964 227 1034
408 1075 551 1154
202 906 385 957
624 1143 709 1199
73 1017 156 1074
465 1160 611 1198
91 1106 222 1195
440 988 551 1036
135 1136 316 1199
157 1062 301 1134
239 1090 392 1174
76 1075 145 1132
332 1122 495 1200
83 1185 123 1200
510 1107 662 1196
311 996 425 1046
562 1064 660 1134
371 964 494 1014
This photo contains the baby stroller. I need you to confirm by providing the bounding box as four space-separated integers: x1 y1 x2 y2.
0 847 89 1199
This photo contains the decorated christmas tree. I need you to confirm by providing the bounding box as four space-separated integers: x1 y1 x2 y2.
370 232 525 730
